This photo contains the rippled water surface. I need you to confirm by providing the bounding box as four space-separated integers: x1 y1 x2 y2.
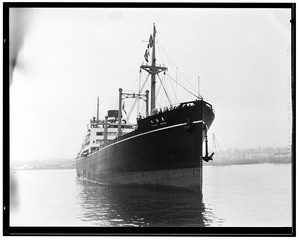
10 163 292 227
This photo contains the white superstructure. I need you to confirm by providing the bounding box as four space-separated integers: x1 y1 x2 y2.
78 110 136 158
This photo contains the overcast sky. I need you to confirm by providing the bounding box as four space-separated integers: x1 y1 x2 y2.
9 7 292 162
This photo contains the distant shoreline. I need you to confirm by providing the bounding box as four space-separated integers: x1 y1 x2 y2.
204 157 291 166
10 167 76 171
11 157 291 170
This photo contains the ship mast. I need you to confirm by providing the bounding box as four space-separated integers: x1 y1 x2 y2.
97 97 99 121
150 25 157 112
141 24 167 115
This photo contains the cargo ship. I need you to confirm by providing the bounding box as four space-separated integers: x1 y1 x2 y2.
76 25 215 192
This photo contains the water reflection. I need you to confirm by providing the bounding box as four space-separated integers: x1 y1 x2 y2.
76 179 218 227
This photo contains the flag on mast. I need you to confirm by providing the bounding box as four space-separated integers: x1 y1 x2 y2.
149 34 153 47
144 49 149 62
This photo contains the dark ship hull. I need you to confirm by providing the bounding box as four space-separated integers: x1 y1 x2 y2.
76 100 214 192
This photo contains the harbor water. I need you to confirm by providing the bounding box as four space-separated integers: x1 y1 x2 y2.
10 163 292 227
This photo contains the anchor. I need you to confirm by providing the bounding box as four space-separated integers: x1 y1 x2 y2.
201 124 214 162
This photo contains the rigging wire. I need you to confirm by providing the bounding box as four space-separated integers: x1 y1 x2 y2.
119 36 204 122
167 70 179 103
126 73 150 122
156 40 195 105
159 42 203 100
157 74 172 106
167 73 200 99
156 44 178 103
140 100 145 116
157 46 194 101
158 41 199 95
114 66 145 111
156 78 163 99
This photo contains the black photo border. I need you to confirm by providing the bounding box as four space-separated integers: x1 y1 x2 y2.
3 2 296 236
